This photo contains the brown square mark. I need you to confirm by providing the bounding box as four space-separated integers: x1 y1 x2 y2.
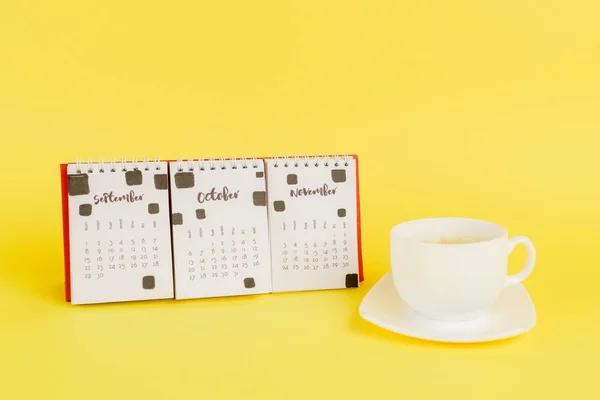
332 169 346 183
126 170 143 186
154 174 168 190
345 273 359 288
287 174 298 185
68 174 90 196
172 213 183 225
253 191 266 206
79 204 92 216
273 200 285 212
174 172 195 189
142 275 155 290
244 277 255 289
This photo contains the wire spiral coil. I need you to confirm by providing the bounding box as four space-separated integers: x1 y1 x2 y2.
175 156 261 172
271 154 350 168
74 157 163 173
72 154 351 173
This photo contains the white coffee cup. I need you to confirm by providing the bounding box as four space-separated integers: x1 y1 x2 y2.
390 218 536 322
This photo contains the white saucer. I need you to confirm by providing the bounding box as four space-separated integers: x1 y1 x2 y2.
359 273 536 343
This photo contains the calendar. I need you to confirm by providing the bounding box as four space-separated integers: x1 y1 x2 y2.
169 157 272 299
62 159 174 305
60 155 363 305
265 155 361 292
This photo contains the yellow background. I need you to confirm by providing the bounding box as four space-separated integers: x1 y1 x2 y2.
1 1 598 398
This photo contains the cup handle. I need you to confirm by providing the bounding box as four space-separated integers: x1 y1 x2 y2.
505 236 536 288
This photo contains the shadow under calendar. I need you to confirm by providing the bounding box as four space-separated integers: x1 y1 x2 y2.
60 155 364 305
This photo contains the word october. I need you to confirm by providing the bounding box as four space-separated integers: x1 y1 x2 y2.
198 186 240 204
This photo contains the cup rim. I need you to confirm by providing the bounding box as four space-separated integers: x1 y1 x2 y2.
391 217 507 245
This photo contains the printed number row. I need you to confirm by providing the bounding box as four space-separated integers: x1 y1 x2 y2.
85 239 159 246
283 240 347 249
84 254 160 262
282 262 351 270
189 271 243 280
187 255 259 264
83 261 161 278
186 247 258 257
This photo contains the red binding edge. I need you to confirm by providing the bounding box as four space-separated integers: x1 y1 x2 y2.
60 155 364 301
60 163 72 302
353 154 364 282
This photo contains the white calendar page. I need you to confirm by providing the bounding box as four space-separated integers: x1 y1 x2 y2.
265 156 360 292
67 162 174 305
169 159 272 299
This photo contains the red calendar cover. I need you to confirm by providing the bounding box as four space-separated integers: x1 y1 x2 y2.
60 155 364 302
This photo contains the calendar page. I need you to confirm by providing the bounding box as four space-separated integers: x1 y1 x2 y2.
265 156 360 292
169 158 272 299
66 161 174 305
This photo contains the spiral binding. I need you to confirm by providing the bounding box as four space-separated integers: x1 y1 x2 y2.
73 157 163 173
271 154 350 168
174 156 261 172
73 154 351 173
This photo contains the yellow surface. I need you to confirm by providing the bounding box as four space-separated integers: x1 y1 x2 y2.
1 1 598 399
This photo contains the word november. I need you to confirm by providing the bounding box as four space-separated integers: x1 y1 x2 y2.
290 184 337 198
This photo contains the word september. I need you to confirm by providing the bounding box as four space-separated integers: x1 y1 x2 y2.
94 191 144 205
